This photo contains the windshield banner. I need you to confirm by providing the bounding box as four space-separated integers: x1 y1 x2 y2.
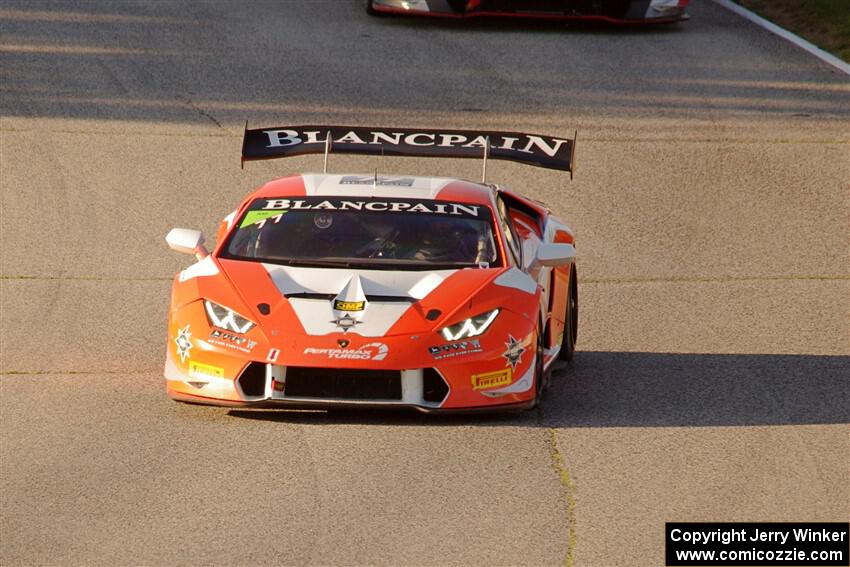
255 197 482 219
242 125 576 173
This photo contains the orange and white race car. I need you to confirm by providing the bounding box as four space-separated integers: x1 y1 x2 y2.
164 125 578 411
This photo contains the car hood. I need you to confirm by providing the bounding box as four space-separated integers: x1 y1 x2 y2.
218 259 502 338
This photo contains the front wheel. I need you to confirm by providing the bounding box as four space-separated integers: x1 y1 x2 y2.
559 266 578 362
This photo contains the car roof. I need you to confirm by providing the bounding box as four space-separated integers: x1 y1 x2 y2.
250 173 497 207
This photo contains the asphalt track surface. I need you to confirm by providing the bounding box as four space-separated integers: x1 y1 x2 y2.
1 2 848 565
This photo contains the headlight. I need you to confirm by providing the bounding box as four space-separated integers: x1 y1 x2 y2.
203 300 255 334
440 309 499 341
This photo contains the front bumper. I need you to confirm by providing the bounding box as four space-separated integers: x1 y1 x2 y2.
164 346 538 412
168 390 535 413
165 292 542 411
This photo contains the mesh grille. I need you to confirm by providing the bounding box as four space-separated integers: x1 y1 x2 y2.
284 367 402 400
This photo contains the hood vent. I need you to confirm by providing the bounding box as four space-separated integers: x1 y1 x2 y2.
284 292 415 303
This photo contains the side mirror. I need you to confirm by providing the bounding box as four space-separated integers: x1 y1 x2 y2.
534 243 576 268
166 228 209 261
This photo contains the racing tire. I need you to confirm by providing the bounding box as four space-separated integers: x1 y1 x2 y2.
559 266 578 362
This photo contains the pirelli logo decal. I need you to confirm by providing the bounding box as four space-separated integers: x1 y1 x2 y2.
333 300 365 312
471 368 512 391
189 361 224 379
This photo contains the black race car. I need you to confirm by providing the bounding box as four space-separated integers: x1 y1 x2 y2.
366 0 689 24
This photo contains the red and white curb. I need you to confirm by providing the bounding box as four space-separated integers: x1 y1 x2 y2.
713 0 850 77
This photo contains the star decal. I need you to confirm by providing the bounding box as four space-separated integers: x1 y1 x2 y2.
331 313 362 334
174 324 193 363
502 334 525 371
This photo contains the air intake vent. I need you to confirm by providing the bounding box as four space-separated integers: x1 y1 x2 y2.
423 368 449 403
237 362 266 397
284 367 402 400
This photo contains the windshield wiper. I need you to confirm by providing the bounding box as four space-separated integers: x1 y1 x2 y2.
259 257 484 271
415 262 481 270
276 258 355 268
266 257 394 269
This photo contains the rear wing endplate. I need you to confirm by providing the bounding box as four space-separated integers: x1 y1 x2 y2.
241 124 577 178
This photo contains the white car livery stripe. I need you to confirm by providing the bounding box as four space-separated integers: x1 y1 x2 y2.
300 173 455 200
178 255 220 282
493 267 537 294
261 263 458 337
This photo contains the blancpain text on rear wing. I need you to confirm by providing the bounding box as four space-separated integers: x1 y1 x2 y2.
241 124 577 177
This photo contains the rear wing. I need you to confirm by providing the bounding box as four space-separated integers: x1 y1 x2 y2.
241 124 577 179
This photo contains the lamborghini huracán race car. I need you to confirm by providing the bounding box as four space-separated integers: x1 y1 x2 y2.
165 125 578 412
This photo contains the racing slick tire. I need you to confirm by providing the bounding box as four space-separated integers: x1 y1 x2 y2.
559 266 578 362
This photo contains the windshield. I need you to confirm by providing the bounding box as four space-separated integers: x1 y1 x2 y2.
221 197 501 270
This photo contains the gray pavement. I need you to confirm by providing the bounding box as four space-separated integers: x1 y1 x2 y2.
2 1 848 565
